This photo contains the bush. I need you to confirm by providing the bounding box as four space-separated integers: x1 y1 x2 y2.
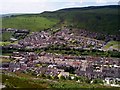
74 76 78 81
92 78 104 84
53 76 59 79
46 75 52 79
40 73 46 78
60 76 66 80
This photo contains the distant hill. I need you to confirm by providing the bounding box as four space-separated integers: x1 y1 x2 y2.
2 5 120 34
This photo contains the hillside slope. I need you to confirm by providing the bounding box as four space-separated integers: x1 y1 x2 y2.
40 5 120 35
2 5 120 34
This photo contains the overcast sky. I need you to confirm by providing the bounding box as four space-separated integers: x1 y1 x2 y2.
0 0 119 14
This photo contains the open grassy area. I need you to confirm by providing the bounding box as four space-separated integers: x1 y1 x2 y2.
2 16 59 32
2 74 48 88
0 41 18 46
103 41 120 50
0 32 14 41
0 57 11 63
0 42 11 46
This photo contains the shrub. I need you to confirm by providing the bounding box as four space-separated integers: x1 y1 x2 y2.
92 78 104 84
60 76 66 80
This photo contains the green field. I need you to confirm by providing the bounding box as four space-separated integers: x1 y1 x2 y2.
103 41 120 50
0 42 11 46
0 32 14 41
0 57 11 63
2 16 59 32
0 41 18 46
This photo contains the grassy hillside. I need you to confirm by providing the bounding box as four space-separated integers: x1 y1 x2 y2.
2 16 59 32
2 5 120 34
40 5 120 35
103 41 120 51
2 73 117 89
